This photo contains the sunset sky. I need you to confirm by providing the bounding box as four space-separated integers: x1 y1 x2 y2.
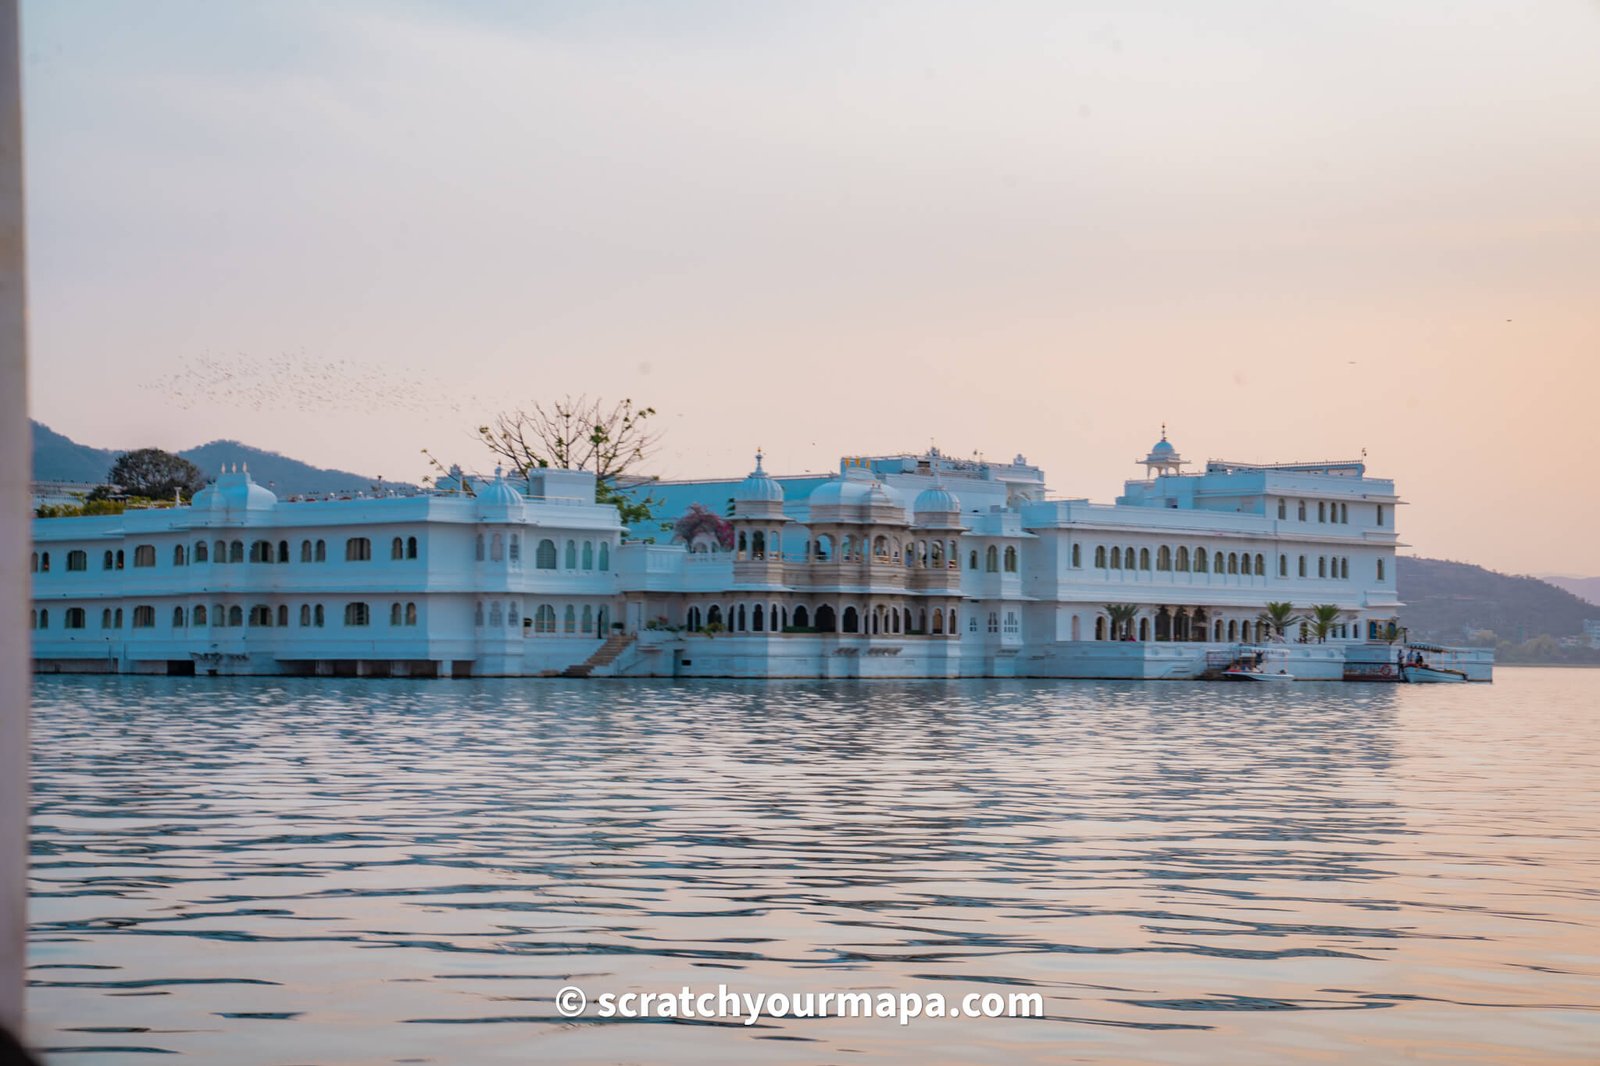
21 1 1600 574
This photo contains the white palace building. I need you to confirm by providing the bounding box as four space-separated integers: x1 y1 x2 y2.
28 431 1492 681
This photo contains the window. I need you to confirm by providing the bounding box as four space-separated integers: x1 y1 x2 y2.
1156 546 1171 571
213 541 225 564
278 541 289 563
405 602 417 626
1341 557 1349 579
249 605 273 627
103 550 114 570
1095 545 1107 568
228 541 242 563
1376 504 1385 527
249 540 272 563
1176 546 1190 572
1318 556 1327 578
565 540 578 569
1298 555 1307 577
598 543 610 571
193 605 207 626
1254 554 1264 575
534 604 557 633
344 602 370 626
1377 558 1386 581
536 539 557 569
1003 546 1018 572
582 604 594 633
300 605 311 627
300 540 312 563
1226 552 1238 574
475 601 485 626
277 604 288 627
490 601 504 628
37 608 47 628
1279 554 1288 577
345 537 372 562
1071 543 1081 568
65 607 86 629
391 537 404 560
390 602 403 626
66 550 87 571
407 536 419 559
100 607 112 628
1298 501 1306 521
315 539 326 563
475 533 485 561
39 551 51 573
1137 548 1148 570
1318 501 1326 523
115 550 125 569
171 607 184 628
582 541 594 570
1340 503 1349 523
1195 547 1208 573
132 605 155 628
987 611 998 634
509 534 519 563
314 604 325 627
227 605 241 627
564 605 577 633
195 540 209 563
491 532 504 562
1277 499 1287 519
985 546 998 572
173 544 186 566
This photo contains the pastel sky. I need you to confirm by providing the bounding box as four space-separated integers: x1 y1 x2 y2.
21 1 1600 574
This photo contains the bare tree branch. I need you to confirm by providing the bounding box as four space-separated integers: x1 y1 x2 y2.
477 395 661 484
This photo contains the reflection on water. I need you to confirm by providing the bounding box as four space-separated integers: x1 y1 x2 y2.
26 669 1600 1064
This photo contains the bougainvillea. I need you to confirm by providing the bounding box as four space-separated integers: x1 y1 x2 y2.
673 503 734 551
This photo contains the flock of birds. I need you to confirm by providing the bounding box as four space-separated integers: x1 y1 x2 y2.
137 351 492 416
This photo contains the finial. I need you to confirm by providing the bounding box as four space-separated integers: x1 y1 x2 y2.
754 449 764 473
1160 422 1167 441
494 465 504 478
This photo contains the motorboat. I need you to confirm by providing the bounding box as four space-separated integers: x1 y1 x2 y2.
1220 646 1294 681
1403 663 1468 684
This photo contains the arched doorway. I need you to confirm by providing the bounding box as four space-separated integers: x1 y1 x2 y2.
815 605 836 632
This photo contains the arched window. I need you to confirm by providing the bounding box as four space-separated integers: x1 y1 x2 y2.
598 543 610 571
172 545 185 567
391 537 404 560
130 605 153 628
1341 503 1349 524
276 604 288 627
815 604 836 632
536 539 557 569
345 537 371 562
968 550 978 569
1318 501 1327 523
228 541 243 563
1156 546 1171 571
212 541 225 565
249 540 271 563
565 540 578 569
407 536 419 559
1279 555 1288 577
1003 546 1018 572
38 608 47 628
1195 547 1208 573
687 606 702 631
1318 556 1327 578
1277 499 1287 519
1094 616 1105 640
508 534 519 563
300 604 311 627
64 607 86 629
313 604 324 627
1341 557 1349 579
752 603 764 632
1110 546 1121 569
1377 558 1386 581
344 602 370 626
985 546 998 571
735 604 747 631
1298 555 1307 577
300 540 311 563
490 601 503 627
582 541 595 569
931 541 944 568
582 604 594 633
1095 545 1107 568
707 605 723 628
248 605 271 627
195 540 209 563
930 609 944 635
842 606 859 633
491 532 504 562
390 602 403 626
1227 552 1238 574
1176 546 1189 572
166 606 182 629
193 605 207 626
315 539 326 562
114 607 124 628
1138 617 1149 641
475 533 485 561
1139 547 1151 570
1071 543 1081 568
1297 500 1307 521
1254 553 1265 576
406 602 418 625
1228 619 1238 641
474 601 484 626
278 541 289 563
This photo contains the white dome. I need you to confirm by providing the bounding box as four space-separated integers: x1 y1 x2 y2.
477 469 526 511
196 465 276 511
914 484 960 514
808 477 875 507
734 452 784 503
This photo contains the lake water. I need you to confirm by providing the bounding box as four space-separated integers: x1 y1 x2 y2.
25 668 1600 1064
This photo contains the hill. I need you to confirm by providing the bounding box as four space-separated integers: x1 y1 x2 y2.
1540 575 1600 607
30 420 403 496
1398 556 1595 644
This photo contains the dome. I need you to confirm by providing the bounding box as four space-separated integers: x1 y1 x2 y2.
734 452 784 503
1149 438 1176 457
808 477 875 508
914 483 960 514
197 464 276 511
476 468 526 510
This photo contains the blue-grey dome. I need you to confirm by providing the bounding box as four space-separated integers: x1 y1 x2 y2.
734 452 784 503
477 468 526 510
914 484 960 514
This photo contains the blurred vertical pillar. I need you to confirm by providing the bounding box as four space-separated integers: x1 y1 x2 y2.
0 0 27 1037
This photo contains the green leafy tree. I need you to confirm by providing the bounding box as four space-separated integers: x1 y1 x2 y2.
477 395 661 526
1307 604 1343 643
101 448 206 502
1103 603 1141 640
1258 601 1302 639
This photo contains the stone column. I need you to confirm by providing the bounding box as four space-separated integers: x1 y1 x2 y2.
0 0 27 1033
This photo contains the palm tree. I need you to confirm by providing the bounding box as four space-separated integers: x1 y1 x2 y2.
1307 604 1343 643
1258 601 1301 640
1104 603 1141 640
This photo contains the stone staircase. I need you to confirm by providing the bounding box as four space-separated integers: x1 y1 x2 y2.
562 633 635 678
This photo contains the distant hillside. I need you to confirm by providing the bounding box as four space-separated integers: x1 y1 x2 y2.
1399 556 1596 644
30 420 404 496
1540 575 1600 607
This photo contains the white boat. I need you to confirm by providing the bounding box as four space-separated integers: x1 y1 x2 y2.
1220 646 1294 681
1403 664 1468 684
1221 667 1295 682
